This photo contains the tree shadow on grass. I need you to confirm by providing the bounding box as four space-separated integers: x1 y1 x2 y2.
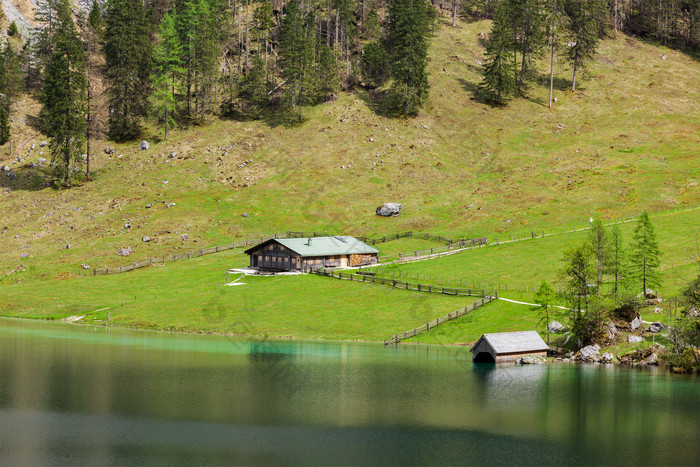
0 164 54 191
457 78 503 108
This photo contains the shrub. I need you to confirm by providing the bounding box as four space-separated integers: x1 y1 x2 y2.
8 21 19 37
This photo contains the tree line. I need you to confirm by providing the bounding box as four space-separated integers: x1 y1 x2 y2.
533 211 700 372
0 0 698 185
1 0 435 185
464 0 700 49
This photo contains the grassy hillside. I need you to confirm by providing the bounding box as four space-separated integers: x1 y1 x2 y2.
0 15 698 343
368 208 700 296
0 247 471 341
1 16 698 279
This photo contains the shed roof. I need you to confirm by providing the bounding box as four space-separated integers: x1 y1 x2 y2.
470 331 548 354
245 236 379 257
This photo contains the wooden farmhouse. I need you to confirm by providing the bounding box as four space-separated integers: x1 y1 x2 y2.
244 236 379 272
470 331 548 363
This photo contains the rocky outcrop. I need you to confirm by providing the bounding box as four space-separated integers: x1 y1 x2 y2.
648 322 666 333
517 355 546 365
630 315 642 331
548 320 566 333
578 344 601 362
376 203 403 217
599 352 614 364
628 335 644 343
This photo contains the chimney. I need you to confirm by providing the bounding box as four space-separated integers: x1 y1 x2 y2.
307 238 312 246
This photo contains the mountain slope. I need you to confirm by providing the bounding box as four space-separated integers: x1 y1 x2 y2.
1 16 699 277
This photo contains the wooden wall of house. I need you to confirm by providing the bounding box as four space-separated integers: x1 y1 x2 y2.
249 242 299 271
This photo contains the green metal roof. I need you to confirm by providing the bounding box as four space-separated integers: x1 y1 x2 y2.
274 236 379 257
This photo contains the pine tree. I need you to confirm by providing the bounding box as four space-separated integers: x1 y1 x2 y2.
0 41 23 146
386 0 431 115
361 41 390 88
363 7 381 41
0 105 9 146
39 0 87 186
88 0 105 36
562 0 604 91
33 0 59 67
175 0 199 116
630 211 662 296
151 13 184 139
312 40 339 103
192 0 218 122
588 217 608 296
279 0 312 121
105 0 152 141
533 280 558 343
480 4 516 104
607 224 627 301
8 21 19 37
239 54 268 113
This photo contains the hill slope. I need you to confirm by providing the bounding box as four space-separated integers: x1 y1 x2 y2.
1 16 699 277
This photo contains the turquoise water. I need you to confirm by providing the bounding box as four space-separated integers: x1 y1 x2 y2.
0 318 698 465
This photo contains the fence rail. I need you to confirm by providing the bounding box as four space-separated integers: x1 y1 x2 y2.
384 293 499 345
378 237 488 264
315 269 489 298
92 234 290 275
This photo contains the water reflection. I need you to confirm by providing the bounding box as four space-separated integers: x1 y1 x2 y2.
0 318 698 465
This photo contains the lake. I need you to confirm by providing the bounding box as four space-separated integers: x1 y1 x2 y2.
0 317 698 465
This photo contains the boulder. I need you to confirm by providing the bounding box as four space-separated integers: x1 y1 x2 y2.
140 141 150 150
1 166 9 172
146 203 152 208
181 234 189 241
606 321 618 340
688 307 699 318
518 355 546 365
628 335 644 343
599 352 614 364
636 289 657 299
80 263 90 269
241 213 250 218
376 203 403 217
142 236 151 242
630 315 642 331
646 353 658 365
648 322 666 333
37 158 47 165
20 253 29 258
579 344 601 362
654 307 663 314
548 320 566 333
105 146 115 154
117 247 133 257
40 141 48 147
168 151 177 158
124 222 131 229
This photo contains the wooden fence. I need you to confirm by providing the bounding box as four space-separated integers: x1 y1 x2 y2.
91 231 483 276
315 269 488 298
92 234 290 275
378 237 488 264
384 293 499 345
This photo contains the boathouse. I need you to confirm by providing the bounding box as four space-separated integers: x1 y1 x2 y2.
244 236 379 272
470 331 548 363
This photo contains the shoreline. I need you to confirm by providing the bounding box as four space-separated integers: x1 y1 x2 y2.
2 314 693 374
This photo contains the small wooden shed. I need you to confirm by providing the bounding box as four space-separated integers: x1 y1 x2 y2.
470 331 548 363
244 236 379 272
